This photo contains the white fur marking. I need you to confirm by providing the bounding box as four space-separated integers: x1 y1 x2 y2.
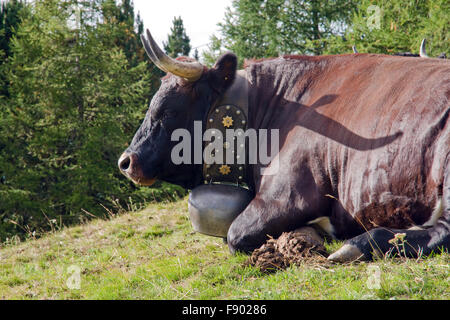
408 226 424 231
422 197 443 227
307 217 335 238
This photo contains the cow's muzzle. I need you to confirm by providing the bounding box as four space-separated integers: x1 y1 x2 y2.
118 152 156 186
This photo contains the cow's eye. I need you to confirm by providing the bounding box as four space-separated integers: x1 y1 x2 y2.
163 110 176 119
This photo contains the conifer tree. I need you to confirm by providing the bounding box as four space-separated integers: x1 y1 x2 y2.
193 48 199 61
323 0 448 56
0 0 152 240
0 0 26 97
163 16 191 58
205 0 356 63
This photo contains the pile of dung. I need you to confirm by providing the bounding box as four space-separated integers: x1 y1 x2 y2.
246 227 329 273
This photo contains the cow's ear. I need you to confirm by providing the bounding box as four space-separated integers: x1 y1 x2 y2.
208 52 238 93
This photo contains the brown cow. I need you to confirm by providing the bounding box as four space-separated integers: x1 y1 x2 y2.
119 30 449 262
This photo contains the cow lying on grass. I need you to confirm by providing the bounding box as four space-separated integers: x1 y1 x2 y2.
119 30 449 262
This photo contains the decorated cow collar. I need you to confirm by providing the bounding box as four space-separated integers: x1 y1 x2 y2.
202 70 250 189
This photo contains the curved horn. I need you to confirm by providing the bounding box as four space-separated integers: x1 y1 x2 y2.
140 34 168 73
352 45 358 54
141 29 204 81
420 39 429 58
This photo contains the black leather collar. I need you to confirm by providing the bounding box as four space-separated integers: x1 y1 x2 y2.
202 70 250 189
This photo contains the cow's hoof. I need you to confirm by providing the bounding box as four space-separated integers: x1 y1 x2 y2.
327 244 364 263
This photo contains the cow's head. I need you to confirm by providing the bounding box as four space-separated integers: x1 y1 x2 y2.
118 30 237 189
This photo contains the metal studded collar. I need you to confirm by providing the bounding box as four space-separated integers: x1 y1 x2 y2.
203 70 250 188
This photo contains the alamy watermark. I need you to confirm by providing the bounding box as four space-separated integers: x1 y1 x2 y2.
366 5 381 30
66 265 81 290
366 265 381 290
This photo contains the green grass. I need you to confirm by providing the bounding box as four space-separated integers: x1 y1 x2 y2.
0 197 448 300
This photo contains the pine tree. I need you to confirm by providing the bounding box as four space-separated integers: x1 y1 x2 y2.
193 48 199 61
0 0 152 240
324 0 449 56
163 16 191 58
0 0 25 58
100 0 144 66
202 34 226 67
420 0 449 57
0 0 26 97
205 0 356 63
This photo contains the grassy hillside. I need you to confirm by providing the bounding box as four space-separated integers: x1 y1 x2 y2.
0 197 448 300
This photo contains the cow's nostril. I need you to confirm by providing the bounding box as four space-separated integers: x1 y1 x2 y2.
119 154 131 172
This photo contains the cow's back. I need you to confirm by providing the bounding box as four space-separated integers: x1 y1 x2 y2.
313 55 448 229
254 54 449 233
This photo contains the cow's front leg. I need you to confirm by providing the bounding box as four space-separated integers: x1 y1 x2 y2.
226 197 267 254
227 195 317 254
